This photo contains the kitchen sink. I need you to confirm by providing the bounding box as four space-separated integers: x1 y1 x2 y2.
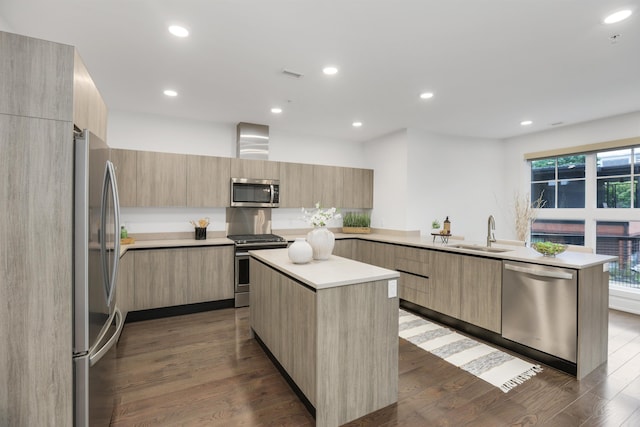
447 244 513 253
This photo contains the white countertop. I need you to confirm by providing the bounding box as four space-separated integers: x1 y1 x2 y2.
120 237 233 256
310 233 615 270
249 248 400 290
118 232 616 270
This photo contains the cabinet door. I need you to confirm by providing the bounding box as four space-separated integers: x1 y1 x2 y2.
334 239 355 259
116 251 135 319
186 155 230 207
110 149 137 207
73 50 108 141
398 272 430 307
0 32 74 120
280 162 314 208
136 151 187 207
354 240 375 264
370 242 395 269
343 167 373 209
313 165 343 208
395 245 430 277
460 256 502 333
133 249 189 310
186 246 234 303
429 250 461 318
230 158 280 179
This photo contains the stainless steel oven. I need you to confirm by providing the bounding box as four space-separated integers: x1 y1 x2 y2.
230 237 288 307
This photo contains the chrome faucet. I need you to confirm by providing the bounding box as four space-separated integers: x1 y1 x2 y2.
487 215 496 247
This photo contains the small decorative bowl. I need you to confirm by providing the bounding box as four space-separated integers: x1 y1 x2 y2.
531 242 568 257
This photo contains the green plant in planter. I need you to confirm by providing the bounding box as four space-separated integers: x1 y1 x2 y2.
431 219 441 229
343 212 371 228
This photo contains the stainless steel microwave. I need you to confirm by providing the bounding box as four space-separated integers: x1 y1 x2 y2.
230 178 280 207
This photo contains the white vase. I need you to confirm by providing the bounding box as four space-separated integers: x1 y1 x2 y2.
288 238 313 264
306 226 335 260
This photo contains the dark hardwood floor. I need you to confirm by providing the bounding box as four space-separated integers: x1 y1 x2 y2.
111 308 640 426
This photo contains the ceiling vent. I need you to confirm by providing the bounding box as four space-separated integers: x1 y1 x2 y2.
237 122 269 160
282 68 304 78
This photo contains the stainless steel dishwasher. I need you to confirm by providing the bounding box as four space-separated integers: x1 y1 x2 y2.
502 260 577 363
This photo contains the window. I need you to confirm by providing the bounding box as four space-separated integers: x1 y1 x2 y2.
531 155 585 208
531 219 585 246
597 221 640 289
596 148 640 208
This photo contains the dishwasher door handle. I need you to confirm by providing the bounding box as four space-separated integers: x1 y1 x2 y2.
504 263 574 280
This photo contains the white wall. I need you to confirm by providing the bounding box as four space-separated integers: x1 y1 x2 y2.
406 129 506 241
0 16 13 32
365 130 410 230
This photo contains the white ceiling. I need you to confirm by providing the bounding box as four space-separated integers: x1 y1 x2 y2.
2 0 639 142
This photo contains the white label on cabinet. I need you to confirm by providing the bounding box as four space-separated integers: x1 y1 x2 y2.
388 279 397 298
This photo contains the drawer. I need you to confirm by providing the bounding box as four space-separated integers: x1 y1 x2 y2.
399 271 429 307
395 246 430 277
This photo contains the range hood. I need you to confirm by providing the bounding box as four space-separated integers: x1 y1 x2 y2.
237 122 269 160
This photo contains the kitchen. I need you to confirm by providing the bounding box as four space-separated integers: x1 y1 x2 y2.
2 1 640 426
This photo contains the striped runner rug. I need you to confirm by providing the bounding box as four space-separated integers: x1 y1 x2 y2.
399 309 543 393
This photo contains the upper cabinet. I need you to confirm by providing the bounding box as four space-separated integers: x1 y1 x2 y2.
313 165 344 208
279 162 314 208
230 158 280 180
186 155 230 207
110 149 137 207
0 32 74 121
137 151 187 207
72 51 108 141
343 167 373 209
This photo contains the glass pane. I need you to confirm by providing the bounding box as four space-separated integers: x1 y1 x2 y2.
597 149 631 177
557 155 585 179
597 177 632 208
635 179 639 209
531 219 585 245
531 181 555 208
635 148 640 175
596 221 640 289
531 158 555 182
557 179 585 208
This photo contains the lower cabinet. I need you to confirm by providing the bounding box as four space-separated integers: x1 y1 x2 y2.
131 246 234 311
333 239 355 259
117 250 135 319
429 250 462 318
398 271 429 307
460 256 502 333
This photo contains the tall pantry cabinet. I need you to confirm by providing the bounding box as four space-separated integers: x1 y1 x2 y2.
0 31 107 426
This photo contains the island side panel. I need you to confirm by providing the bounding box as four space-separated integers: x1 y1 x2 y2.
316 279 399 427
577 264 609 380
250 258 317 405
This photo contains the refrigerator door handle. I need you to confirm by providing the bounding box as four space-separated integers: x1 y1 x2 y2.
107 160 121 305
100 160 121 306
90 308 124 367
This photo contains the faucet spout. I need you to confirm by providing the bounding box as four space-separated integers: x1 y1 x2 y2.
487 215 496 247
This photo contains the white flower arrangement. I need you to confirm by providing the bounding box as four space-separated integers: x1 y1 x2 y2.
301 202 341 227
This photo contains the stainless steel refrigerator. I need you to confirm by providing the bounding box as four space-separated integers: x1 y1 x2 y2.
73 129 124 427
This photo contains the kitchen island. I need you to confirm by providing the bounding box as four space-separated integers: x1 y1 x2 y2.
249 249 400 427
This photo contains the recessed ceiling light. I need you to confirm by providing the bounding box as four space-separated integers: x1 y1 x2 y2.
323 66 338 75
420 92 434 99
168 25 189 37
271 107 282 114
352 121 362 128
163 89 178 97
520 120 533 126
604 10 632 24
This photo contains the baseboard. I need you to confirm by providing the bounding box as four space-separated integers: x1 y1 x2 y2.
125 299 235 323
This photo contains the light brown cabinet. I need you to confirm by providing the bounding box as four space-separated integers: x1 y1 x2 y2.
313 165 344 208
186 155 231 207
132 246 234 311
429 250 462 318
186 246 234 303
1 31 108 426
230 158 280 179
136 151 187 207
343 167 374 209
279 162 315 208
110 149 137 207
333 239 356 259
460 256 502 333
117 250 135 319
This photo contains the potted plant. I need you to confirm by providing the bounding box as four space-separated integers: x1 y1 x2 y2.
342 212 371 234
431 219 441 234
